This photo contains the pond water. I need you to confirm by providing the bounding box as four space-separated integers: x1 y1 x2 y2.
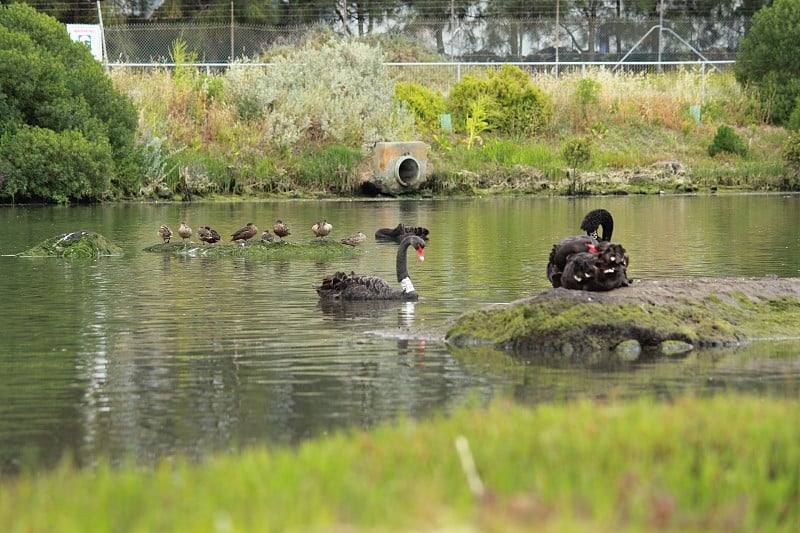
1 194 799 473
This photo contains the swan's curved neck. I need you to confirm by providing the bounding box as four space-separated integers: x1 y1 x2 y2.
400 277 415 293
396 240 415 283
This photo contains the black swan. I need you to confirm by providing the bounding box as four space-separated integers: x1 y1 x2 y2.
273 220 291 241
547 209 630 291
231 222 258 242
312 220 333 238
315 235 426 300
158 224 172 243
560 242 630 291
375 223 430 243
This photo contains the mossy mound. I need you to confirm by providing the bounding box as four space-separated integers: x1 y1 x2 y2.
144 239 365 258
16 231 123 259
446 277 800 357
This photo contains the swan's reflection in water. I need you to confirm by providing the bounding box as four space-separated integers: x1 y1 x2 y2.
317 298 416 325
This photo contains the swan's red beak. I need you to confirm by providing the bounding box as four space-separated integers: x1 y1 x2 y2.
585 243 598 253
416 247 425 261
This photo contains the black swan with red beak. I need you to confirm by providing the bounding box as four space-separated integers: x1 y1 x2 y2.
547 209 630 291
315 235 426 300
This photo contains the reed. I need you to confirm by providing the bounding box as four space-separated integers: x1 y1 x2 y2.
1 395 797 531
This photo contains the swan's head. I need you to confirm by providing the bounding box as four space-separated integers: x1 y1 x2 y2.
416 245 425 262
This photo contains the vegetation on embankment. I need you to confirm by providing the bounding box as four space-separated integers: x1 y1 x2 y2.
446 278 800 356
1 396 798 531
106 31 800 201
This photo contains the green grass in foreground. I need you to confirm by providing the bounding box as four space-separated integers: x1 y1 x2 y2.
1 396 798 531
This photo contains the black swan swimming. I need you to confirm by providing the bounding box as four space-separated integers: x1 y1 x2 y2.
375 223 430 243
315 235 426 300
547 209 630 291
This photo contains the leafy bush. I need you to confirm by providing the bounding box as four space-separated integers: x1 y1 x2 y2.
787 96 800 132
735 0 800 124
449 65 552 138
708 125 748 157
561 135 592 171
0 3 140 202
0 125 113 203
782 131 800 172
394 81 447 133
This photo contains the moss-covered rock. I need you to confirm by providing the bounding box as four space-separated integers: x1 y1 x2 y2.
144 239 365 259
16 231 122 258
446 278 800 356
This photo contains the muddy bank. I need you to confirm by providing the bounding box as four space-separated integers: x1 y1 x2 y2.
445 277 800 357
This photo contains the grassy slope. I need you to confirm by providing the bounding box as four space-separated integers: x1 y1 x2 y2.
1 396 798 532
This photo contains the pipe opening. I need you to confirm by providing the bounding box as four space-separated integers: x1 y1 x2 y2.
395 157 420 187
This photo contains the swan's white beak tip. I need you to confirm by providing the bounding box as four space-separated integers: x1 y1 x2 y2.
419 256 425 261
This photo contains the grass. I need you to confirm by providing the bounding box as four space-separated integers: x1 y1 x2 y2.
1 395 798 531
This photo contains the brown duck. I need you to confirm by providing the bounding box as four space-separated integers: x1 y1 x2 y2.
273 220 291 241
197 226 221 244
231 222 258 242
340 231 366 246
158 224 172 243
178 222 192 241
312 219 332 238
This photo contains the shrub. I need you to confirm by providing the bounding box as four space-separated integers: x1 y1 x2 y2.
449 65 552 138
0 3 140 202
782 131 800 172
0 125 113 203
708 125 748 157
735 0 800 124
394 81 448 133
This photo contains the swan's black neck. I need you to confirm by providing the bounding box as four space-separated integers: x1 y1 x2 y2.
396 236 424 285
581 209 614 241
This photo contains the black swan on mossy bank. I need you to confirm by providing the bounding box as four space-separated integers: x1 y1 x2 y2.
546 209 630 291
315 235 426 301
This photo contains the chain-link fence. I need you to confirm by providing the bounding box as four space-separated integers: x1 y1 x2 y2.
104 16 745 66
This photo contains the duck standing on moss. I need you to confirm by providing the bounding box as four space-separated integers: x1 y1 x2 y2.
312 220 333 238
198 226 221 244
231 222 258 242
158 224 172 243
273 220 291 241
340 231 366 246
178 222 192 242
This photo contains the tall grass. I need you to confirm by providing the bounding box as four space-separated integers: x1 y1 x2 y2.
1 396 798 531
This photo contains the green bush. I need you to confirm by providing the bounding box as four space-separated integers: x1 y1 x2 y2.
735 0 800 124
0 3 140 202
394 81 448 133
561 135 592 171
786 96 800 132
708 125 748 157
0 125 113 203
782 131 800 172
449 65 552 138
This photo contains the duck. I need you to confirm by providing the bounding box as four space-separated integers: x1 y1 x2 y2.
374 223 430 243
340 231 366 246
315 235 426 301
231 222 258 242
273 220 291 241
178 222 192 242
197 226 221 244
261 229 275 242
547 209 630 291
158 224 172 243
312 220 333 238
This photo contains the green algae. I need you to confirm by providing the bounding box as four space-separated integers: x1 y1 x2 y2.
144 238 365 259
16 231 122 259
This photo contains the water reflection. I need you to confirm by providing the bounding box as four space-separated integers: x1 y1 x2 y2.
0 195 799 472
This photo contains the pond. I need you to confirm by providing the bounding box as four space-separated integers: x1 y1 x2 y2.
1 194 799 473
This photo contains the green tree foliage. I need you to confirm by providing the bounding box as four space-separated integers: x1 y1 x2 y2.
782 131 800 172
448 65 553 138
708 125 748 157
0 4 139 202
735 0 800 124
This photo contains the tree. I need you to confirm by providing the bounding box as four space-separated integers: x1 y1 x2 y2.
0 4 140 202
735 0 800 125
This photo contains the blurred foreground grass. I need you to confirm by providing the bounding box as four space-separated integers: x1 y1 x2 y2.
1 395 798 532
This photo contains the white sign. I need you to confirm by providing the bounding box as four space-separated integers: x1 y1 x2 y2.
66 24 104 62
